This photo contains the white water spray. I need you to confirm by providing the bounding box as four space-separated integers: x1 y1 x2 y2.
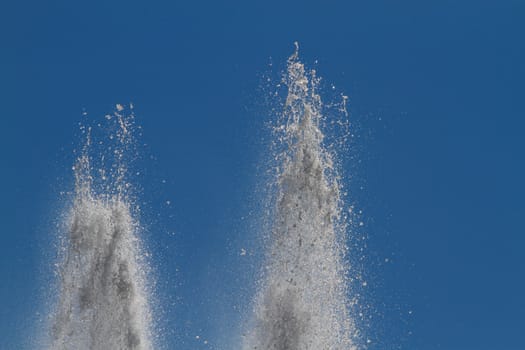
50 107 154 350
244 45 357 350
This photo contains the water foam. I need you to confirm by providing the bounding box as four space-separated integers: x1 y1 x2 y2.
50 107 153 350
244 45 357 350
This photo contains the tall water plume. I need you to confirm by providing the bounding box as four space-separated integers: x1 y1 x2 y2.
50 106 154 350
244 45 357 350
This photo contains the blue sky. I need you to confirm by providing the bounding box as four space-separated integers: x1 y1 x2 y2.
1 1 524 349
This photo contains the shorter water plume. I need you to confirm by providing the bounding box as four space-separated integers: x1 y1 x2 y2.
50 106 154 350
244 45 357 350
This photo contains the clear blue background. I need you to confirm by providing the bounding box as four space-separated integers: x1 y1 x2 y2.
1 1 524 349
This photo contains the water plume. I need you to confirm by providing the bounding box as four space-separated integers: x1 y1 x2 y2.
50 106 154 350
244 44 357 350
